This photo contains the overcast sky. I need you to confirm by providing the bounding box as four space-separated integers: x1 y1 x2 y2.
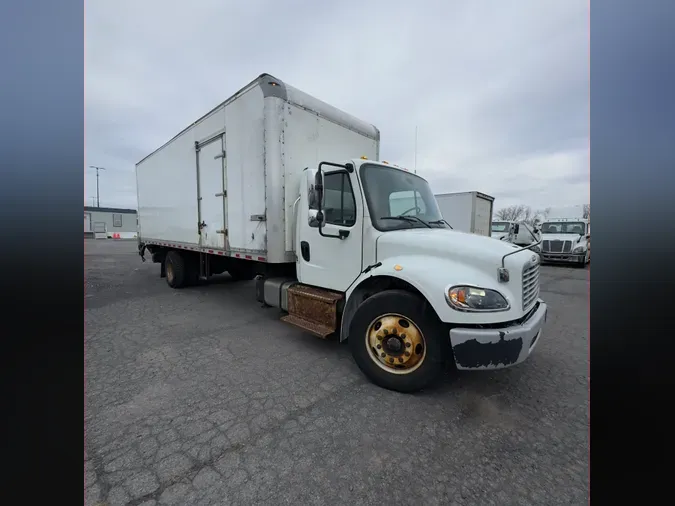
85 0 588 212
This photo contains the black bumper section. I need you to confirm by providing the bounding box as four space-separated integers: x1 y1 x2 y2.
453 336 523 368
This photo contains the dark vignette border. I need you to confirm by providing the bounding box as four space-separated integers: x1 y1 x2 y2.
0 0 83 500
591 0 675 501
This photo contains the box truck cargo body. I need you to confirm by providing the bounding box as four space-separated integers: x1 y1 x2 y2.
434 192 495 237
135 74 547 393
136 75 380 263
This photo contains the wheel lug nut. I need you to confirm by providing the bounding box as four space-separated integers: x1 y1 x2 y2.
405 351 410 357
381 352 386 358
398 357 404 363
389 358 394 363
405 342 411 348
377 335 383 340
383 329 389 335
376 344 381 349
400 333 406 339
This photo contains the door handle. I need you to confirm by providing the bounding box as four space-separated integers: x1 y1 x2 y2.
198 221 206 229
300 241 310 261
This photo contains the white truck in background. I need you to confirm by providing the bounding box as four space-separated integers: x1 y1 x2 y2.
135 73 547 393
540 216 590 266
491 221 542 250
434 191 495 237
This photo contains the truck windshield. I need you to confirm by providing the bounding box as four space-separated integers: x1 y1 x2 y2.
359 164 447 231
541 222 586 234
491 222 509 232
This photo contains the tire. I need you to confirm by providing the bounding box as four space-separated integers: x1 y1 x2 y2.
165 251 187 289
348 289 446 393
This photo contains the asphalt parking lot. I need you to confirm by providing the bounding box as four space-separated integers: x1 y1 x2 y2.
85 239 589 506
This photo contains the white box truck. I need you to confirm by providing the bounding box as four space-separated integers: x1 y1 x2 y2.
434 192 495 237
136 74 547 392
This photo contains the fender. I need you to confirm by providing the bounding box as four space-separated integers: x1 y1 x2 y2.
340 255 524 342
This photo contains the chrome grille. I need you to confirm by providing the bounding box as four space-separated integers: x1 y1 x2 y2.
541 239 572 253
522 261 540 310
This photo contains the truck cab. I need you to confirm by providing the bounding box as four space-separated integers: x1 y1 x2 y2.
492 221 542 251
491 221 515 241
260 158 547 392
539 217 590 266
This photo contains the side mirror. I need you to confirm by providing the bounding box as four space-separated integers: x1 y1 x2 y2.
314 171 324 199
314 172 324 227
513 223 520 234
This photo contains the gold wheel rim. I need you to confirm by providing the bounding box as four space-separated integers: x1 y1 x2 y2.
365 313 426 375
166 262 174 283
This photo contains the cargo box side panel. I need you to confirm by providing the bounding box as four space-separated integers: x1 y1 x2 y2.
436 193 473 233
282 105 379 253
224 86 267 254
136 132 200 245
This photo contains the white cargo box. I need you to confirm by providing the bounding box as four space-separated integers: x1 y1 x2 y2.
136 74 380 263
434 191 495 237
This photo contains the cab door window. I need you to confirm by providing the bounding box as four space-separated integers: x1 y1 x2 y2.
322 172 357 227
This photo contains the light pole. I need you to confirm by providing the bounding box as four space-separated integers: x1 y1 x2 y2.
88 166 106 207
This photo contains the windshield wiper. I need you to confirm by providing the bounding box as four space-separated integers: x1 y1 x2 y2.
380 215 432 228
428 219 453 229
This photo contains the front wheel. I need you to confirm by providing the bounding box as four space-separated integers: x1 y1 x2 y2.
348 290 447 393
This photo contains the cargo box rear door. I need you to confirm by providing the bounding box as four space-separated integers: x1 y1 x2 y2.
197 134 227 250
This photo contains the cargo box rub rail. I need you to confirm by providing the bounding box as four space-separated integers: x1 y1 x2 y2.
138 241 267 262
134 73 547 393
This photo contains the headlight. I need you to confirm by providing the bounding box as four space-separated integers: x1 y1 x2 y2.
445 286 510 312
573 245 586 253
532 245 541 253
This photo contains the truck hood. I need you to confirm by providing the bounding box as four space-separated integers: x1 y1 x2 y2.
376 228 533 272
541 233 584 243
492 232 509 241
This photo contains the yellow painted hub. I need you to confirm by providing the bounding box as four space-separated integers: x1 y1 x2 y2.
366 314 426 374
166 263 174 283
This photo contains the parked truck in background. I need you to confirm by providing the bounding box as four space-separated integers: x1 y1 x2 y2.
491 221 542 251
434 191 495 237
539 216 590 266
135 73 547 393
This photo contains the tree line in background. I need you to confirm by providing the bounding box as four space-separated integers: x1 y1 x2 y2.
494 204 590 226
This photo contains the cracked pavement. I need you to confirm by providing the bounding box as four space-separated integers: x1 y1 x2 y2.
85 240 589 505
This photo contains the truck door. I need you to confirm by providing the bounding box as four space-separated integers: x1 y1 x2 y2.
297 167 364 292
197 135 227 250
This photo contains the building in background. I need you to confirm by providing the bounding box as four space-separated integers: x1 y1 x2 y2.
84 206 138 238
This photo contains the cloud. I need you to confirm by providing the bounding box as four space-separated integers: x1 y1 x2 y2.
85 0 588 211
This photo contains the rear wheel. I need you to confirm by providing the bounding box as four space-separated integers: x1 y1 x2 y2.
349 290 446 393
165 251 187 289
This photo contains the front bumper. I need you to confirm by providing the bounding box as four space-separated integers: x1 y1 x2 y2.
541 251 585 263
449 300 547 370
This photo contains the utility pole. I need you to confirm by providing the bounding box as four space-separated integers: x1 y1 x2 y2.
89 166 106 207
